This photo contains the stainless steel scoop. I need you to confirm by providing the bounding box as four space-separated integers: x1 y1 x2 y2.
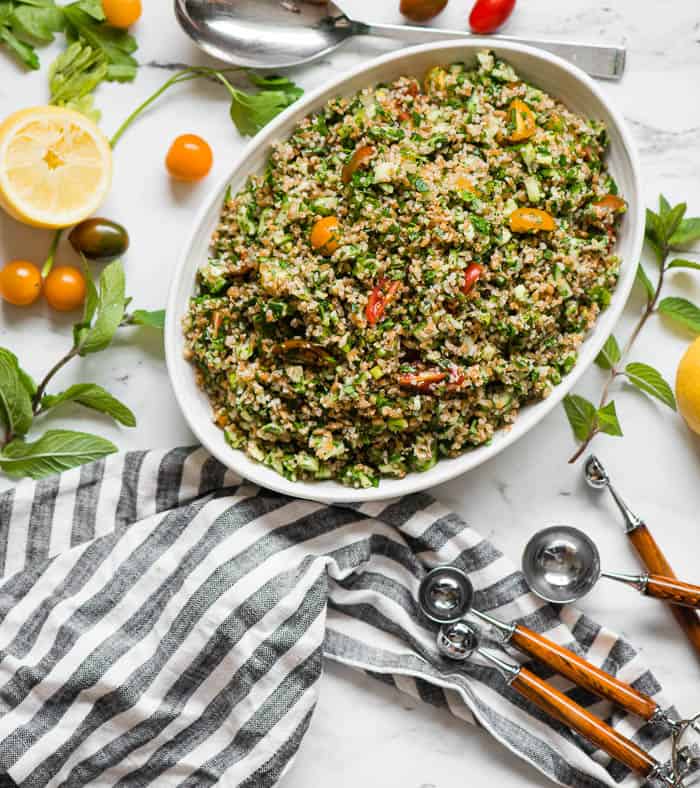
433 620 672 784
419 567 675 726
523 526 700 609
174 0 626 80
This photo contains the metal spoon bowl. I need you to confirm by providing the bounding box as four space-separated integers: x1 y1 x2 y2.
174 0 626 79
419 566 474 624
522 525 601 605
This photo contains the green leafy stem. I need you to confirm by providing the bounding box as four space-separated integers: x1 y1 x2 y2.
0 260 164 479
564 196 700 463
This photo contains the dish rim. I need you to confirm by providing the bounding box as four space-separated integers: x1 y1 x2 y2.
165 38 644 504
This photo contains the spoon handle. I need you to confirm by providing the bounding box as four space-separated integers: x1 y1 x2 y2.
627 525 700 659
510 666 659 778
645 574 700 610
510 625 659 721
355 22 625 81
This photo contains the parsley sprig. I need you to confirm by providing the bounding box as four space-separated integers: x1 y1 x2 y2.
564 196 700 462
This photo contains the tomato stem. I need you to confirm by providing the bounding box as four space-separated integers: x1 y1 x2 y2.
41 228 63 278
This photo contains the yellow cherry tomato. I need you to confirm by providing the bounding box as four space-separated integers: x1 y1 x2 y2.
509 207 556 233
508 98 537 142
310 216 340 255
166 134 214 181
102 0 142 28
44 266 87 312
0 260 42 306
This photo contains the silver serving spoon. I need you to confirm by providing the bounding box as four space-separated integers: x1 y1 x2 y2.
522 525 700 609
174 0 626 80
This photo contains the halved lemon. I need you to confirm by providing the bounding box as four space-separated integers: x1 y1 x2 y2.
0 106 112 229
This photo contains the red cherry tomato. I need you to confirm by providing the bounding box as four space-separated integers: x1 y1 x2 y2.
462 263 484 294
366 279 401 326
469 0 516 34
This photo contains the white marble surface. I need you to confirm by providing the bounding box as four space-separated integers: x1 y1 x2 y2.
1 1 700 786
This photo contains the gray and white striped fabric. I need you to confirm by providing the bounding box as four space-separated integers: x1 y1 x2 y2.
0 447 679 787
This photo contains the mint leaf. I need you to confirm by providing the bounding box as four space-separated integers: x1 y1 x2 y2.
658 296 700 334
667 258 700 271
41 383 136 426
595 335 621 370
597 401 623 437
73 0 104 20
659 194 671 215
0 349 33 438
77 260 126 355
563 394 597 441
625 362 677 410
129 309 165 329
661 202 686 243
0 429 117 479
670 217 700 248
73 262 99 347
636 264 655 301
49 40 107 121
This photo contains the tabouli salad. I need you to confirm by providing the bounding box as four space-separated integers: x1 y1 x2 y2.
183 51 626 488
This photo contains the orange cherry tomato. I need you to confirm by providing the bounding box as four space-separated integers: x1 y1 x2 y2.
508 98 537 142
102 0 142 28
593 194 627 213
44 266 87 312
166 134 214 181
462 263 484 295
342 145 375 184
366 279 401 326
455 175 478 194
0 260 42 306
310 216 340 255
509 207 556 233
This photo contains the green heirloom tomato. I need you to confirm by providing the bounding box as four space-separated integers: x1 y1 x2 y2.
69 218 130 262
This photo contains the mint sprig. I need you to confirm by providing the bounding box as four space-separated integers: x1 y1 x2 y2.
564 194 700 462
0 260 164 480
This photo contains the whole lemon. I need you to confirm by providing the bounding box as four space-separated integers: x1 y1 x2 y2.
676 337 700 435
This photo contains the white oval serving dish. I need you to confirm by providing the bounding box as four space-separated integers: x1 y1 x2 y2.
165 39 643 504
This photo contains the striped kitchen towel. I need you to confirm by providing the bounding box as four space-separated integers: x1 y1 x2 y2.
0 447 682 788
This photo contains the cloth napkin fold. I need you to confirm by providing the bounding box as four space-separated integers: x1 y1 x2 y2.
0 447 679 788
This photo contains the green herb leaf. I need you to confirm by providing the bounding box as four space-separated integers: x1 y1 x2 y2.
41 383 136 426
0 348 34 438
635 264 655 301
73 0 104 20
645 208 661 245
128 309 165 329
670 217 700 248
625 362 677 410
596 401 623 437
49 40 107 121
563 394 597 441
11 1 63 42
0 429 117 479
658 296 700 334
62 4 137 82
661 202 686 243
0 25 39 68
667 258 700 271
228 76 303 136
659 194 671 215
595 335 621 370
76 259 126 355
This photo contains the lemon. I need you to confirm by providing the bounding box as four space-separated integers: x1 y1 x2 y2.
0 106 112 229
676 337 700 435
